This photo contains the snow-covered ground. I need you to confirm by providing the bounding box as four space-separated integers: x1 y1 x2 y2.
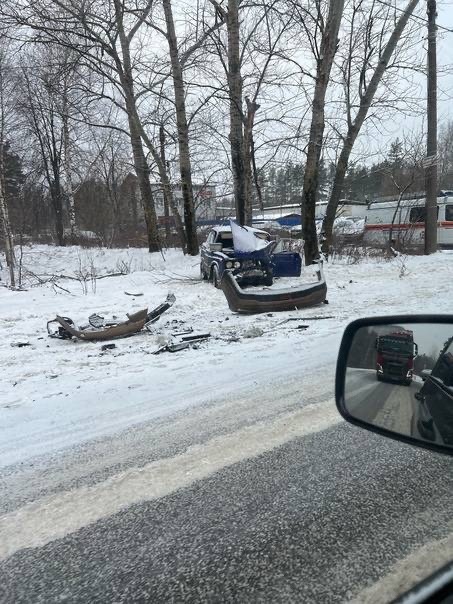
0 245 451 467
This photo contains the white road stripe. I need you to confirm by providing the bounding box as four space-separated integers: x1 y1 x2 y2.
349 523 453 603
0 401 341 561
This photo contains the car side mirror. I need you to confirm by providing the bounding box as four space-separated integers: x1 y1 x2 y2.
335 316 453 456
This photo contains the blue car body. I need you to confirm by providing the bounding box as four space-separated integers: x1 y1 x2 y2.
200 226 302 287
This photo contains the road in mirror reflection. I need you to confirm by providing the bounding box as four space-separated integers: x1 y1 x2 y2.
344 323 453 448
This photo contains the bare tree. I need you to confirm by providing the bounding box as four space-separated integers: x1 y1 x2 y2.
159 0 202 255
438 121 453 189
91 135 128 245
385 135 424 250
158 123 187 251
207 0 297 225
2 0 162 252
144 0 226 253
19 54 67 246
220 0 246 225
0 43 16 286
129 101 188 252
321 0 420 257
299 0 345 265
59 49 80 241
111 0 161 252
30 45 85 242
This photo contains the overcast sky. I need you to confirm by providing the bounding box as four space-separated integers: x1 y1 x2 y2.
437 3 453 124
349 2 453 165
399 322 453 358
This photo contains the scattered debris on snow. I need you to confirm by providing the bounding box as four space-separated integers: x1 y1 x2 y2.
101 343 116 352
172 327 193 337
243 326 264 338
153 331 211 354
144 293 176 327
180 333 210 343
153 342 190 355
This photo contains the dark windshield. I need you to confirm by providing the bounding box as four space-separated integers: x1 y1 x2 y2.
217 233 234 248
378 336 413 355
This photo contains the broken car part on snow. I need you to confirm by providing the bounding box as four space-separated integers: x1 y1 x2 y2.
47 294 176 341
50 309 148 342
145 294 176 328
220 262 327 314
153 333 211 355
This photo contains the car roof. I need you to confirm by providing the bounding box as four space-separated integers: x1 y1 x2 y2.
211 225 269 235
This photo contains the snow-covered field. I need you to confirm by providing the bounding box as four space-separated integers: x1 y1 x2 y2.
0 245 451 467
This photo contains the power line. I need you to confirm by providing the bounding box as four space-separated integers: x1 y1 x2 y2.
375 0 453 34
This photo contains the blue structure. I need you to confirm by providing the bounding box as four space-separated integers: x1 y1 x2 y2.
197 214 303 228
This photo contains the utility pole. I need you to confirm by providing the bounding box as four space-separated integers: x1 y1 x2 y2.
424 0 437 254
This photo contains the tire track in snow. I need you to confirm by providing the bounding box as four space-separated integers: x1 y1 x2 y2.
0 400 341 561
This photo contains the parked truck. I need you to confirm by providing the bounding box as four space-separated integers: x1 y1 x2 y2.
376 329 418 385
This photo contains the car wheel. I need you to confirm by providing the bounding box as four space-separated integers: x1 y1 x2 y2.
211 265 220 288
200 263 208 280
264 273 273 286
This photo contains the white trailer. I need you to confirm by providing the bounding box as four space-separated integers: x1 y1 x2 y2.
364 194 453 248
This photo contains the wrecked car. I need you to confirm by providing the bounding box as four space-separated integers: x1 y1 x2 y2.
200 224 302 288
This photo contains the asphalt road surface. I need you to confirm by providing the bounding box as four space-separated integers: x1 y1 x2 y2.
2 374 453 603
345 368 422 435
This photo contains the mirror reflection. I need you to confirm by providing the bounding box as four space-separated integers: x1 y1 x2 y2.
344 323 453 448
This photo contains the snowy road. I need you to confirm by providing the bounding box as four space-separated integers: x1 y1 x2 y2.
2 378 453 603
345 368 422 433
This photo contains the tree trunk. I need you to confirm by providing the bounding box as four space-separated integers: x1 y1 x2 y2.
114 0 160 253
159 125 171 245
48 108 65 247
243 97 259 225
320 136 354 256
62 114 77 242
159 125 187 252
227 0 246 226
62 80 77 243
128 119 160 252
250 133 264 212
388 187 409 251
131 187 138 234
137 118 187 253
0 142 15 287
302 0 344 265
50 177 65 246
321 0 420 256
162 0 199 255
